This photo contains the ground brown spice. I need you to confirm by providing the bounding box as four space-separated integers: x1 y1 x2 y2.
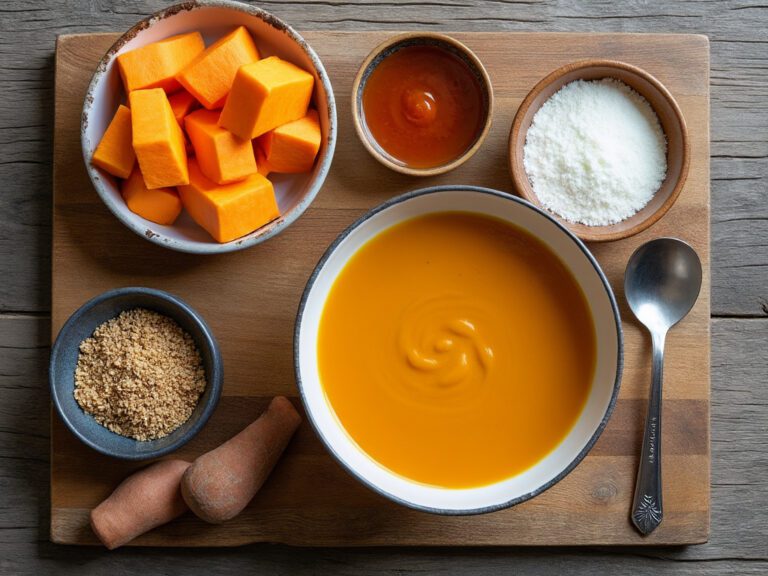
74 308 207 441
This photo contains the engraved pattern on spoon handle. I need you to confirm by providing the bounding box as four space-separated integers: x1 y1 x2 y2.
631 330 665 535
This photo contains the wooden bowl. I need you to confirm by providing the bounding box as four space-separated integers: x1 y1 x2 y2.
509 60 689 242
351 33 493 177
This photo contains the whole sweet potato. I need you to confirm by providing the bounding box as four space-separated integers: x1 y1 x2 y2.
90 459 191 549
181 396 301 523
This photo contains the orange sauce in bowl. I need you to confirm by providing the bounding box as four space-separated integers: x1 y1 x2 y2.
361 45 486 169
318 212 596 488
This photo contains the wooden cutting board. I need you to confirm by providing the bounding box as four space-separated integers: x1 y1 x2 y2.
51 31 710 546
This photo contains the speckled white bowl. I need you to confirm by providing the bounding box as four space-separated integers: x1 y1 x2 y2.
82 0 337 254
295 186 623 514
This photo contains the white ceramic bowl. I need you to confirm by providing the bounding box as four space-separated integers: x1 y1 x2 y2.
82 0 337 254
295 186 623 514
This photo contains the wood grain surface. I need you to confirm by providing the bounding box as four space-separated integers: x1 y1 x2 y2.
51 30 709 547
1 1 767 574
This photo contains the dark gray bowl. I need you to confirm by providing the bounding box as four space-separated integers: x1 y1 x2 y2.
50 287 223 460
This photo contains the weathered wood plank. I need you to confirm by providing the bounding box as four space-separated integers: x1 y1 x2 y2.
4 547 768 576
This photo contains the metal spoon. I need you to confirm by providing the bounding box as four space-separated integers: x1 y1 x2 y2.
624 238 702 535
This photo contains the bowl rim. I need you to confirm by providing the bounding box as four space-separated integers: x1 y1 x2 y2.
80 0 338 254
350 32 494 177
49 286 224 460
509 58 690 243
293 185 624 515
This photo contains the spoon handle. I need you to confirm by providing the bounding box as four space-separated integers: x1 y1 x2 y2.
631 330 665 535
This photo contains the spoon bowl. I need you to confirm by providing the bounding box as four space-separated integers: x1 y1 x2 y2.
624 237 702 535
625 238 702 333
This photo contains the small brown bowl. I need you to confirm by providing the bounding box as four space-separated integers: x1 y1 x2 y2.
509 60 689 242
352 32 494 177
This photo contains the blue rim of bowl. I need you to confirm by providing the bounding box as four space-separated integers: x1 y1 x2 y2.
80 0 338 254
50 287 223 460
294 185 624 515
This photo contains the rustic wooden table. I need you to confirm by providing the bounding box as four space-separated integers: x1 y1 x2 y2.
1 1 766 574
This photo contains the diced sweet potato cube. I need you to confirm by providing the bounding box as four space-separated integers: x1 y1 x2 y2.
177 26 260 110
130 88 189 189
259 109 321 173
91 105 135 179
254 146 272 177
178 159 279 243
168 89 199 126
185 109 256 184
121 166 182 225
117 32 205 93
218 56 314 139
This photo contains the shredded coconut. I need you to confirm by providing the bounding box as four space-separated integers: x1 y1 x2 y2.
523 78 667 226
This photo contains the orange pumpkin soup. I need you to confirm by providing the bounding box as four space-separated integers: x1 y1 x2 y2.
318 212 596 488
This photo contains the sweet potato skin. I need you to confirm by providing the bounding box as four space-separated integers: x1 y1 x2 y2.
90 459 191 550
181 396 301 523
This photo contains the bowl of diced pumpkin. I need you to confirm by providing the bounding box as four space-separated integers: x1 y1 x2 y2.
82 0 337 253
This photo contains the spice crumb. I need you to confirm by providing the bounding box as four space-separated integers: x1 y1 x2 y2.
74 308 207 441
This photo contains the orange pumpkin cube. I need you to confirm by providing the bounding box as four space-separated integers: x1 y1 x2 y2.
259 109 321 173
168 89 200 127
129 88 189 189
116 32 205 93
218 56 314 139
184 109 256 184
177 26 260 110
91 105 135 179
253 145 272 177
121 167 182 226
178 159 279 243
